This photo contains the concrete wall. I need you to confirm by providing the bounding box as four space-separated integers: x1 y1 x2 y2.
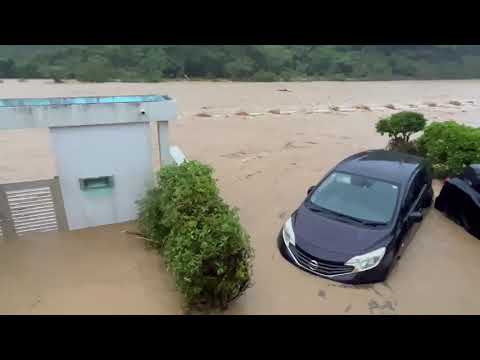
49 123 153 230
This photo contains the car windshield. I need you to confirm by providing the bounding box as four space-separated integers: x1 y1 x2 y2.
308 171 399 224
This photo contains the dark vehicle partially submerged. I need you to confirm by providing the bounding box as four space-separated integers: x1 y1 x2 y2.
435 165 480 239
278 150 433 284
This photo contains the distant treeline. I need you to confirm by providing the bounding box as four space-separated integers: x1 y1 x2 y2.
1 45 480 82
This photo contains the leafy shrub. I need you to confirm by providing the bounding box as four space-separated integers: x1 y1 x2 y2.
376 111 427 143
417 121 480 177
137 160 253 311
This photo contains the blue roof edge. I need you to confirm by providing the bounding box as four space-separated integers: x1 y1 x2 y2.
0 95 171 108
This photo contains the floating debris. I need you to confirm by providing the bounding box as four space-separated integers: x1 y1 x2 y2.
329 105 340 111
354 104 371 111
449 100 462 106
277 88 292 92
235 111 249 116
195 112 212 118
269 109 281 114
245 170 262 179
424 101 437 107
384 104 396 110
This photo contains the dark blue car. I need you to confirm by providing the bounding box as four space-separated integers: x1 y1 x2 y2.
278 150 433 284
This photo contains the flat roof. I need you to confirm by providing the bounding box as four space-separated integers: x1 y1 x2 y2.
0 95 170 108
0 94 177 129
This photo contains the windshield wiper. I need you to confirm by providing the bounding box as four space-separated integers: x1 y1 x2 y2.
360 220 387 227
309 206 362 224
309 205 386 226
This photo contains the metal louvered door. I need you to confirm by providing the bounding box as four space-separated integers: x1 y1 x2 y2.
0 177 68 240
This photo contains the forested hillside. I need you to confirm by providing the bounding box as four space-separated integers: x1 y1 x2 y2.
1 45 480 82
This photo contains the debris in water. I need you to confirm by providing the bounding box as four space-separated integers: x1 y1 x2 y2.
235 111 249 116
245 170 262 179
329 105 340 111
449 100 462 106
424 101 437 107
269 109 281 114
196 112 212 118
384 104 396 110
354 104 371 111
277 88 292 92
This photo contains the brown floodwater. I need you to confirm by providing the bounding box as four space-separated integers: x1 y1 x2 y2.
1 79 480 314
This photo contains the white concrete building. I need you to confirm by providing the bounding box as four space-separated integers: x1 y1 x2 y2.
0 95 178 233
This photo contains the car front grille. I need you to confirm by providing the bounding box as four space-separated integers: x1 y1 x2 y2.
288 244 354 277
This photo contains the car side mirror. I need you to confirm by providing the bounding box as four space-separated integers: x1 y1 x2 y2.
409 211 423 223
307 186 315 195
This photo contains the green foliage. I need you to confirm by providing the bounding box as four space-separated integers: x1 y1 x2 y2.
3 45 480 81
137 161 253 311
0 58 16 77
376 111 427 143
417 121 480 178
75 55 113 82
386 139 421 155
251 70 278 82
223 57 255 80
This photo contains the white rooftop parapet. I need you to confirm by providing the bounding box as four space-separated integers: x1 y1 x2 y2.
0 95 176 129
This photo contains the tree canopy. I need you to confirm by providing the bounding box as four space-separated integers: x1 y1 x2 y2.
1 45 480 82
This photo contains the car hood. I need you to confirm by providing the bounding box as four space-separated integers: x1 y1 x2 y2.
293 204 392 262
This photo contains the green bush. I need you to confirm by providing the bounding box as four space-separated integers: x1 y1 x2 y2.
137 160 253 311
417 121 480 177
376 111 427 143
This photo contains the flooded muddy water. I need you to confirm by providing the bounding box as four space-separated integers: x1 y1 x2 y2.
1 79 480 314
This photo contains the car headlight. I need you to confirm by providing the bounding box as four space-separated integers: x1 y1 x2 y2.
282 216 296 246
345 247 386 272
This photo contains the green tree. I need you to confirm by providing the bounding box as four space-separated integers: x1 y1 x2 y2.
75 55 113 82
224 57 255 79
0 58 16 77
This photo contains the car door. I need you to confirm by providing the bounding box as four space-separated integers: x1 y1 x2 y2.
396 168 427 255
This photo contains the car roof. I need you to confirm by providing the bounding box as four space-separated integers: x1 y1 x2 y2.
335 150 424 185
